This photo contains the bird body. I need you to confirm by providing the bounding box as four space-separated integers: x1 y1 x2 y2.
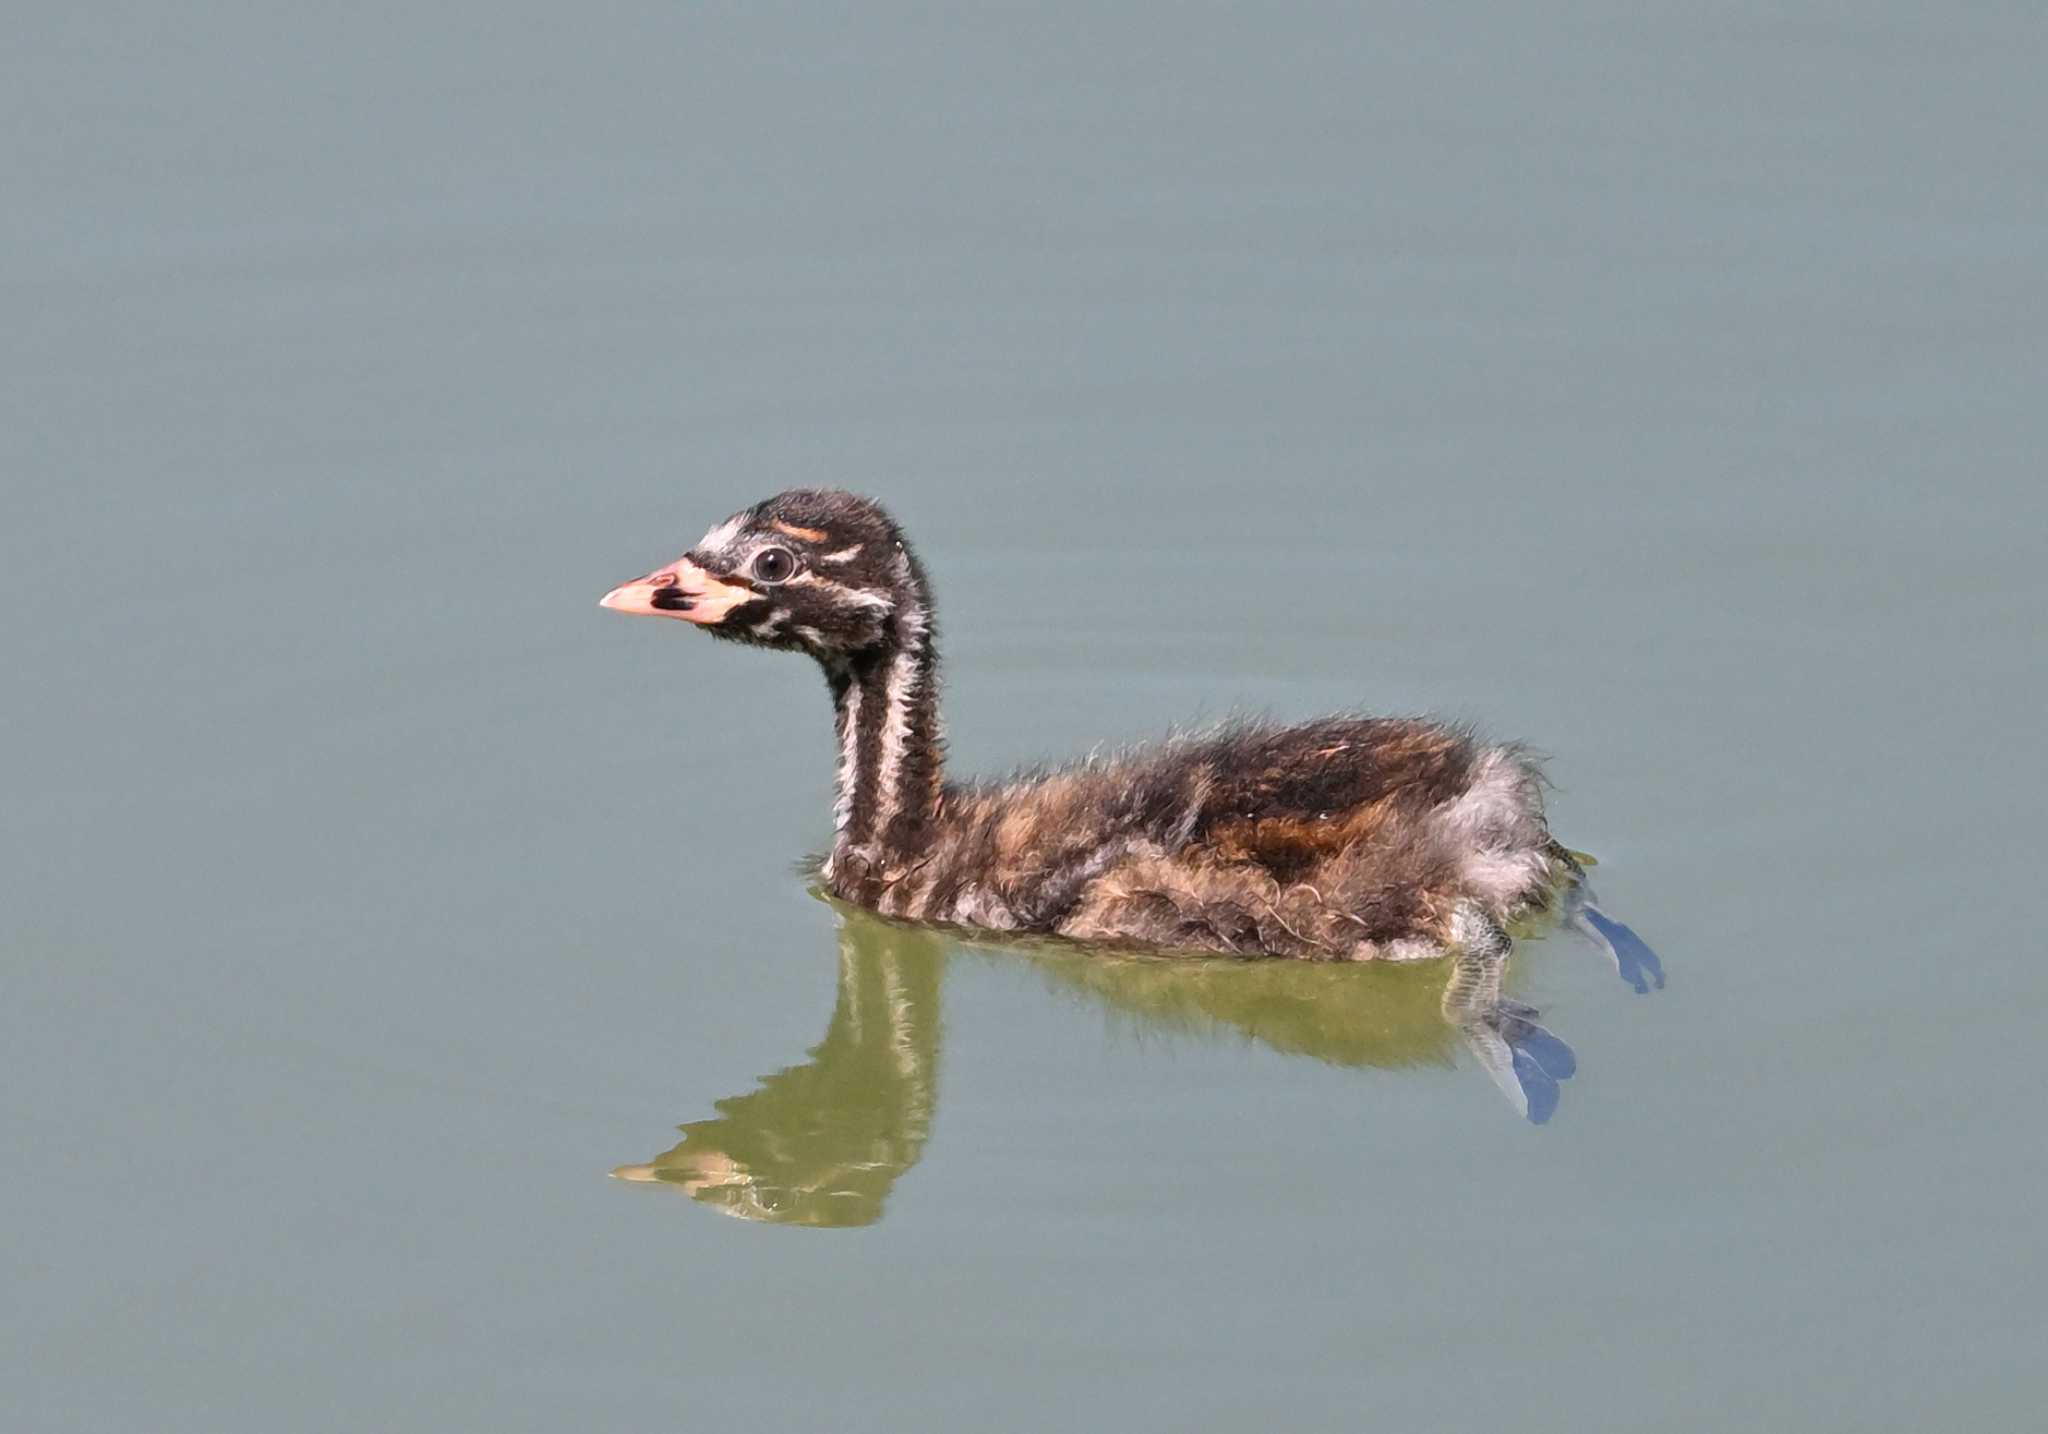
853 717 1563 960
601 489 1585 965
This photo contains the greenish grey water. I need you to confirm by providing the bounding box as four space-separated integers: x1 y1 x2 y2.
5 4 2044 1430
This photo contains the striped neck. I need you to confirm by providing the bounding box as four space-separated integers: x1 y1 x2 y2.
825 599 944 892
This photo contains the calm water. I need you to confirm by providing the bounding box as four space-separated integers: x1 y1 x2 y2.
6 5 2045 1430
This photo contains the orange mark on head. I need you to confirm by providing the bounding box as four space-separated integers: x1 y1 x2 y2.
771 520 829 543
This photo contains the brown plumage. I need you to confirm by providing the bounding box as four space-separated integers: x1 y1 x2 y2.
600 489 1598 967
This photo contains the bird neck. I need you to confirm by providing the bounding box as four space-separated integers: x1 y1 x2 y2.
825 609 945 888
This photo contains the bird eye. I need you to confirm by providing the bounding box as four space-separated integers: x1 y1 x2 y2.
750 546 797 584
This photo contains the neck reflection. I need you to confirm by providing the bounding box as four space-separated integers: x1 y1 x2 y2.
613 914 945 1228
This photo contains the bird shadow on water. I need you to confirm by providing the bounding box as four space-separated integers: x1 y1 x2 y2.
613 900 1664 1227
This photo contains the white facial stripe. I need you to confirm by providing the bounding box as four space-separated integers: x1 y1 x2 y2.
833 681 862 833
796 625 825 648
749 606 790 638
820 544 863 564
787 570 894 613
697 516 747 554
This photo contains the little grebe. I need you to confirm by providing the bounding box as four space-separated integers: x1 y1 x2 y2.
601 489 1647 980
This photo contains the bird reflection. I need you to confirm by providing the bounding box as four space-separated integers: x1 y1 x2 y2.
618 900 1660 1226
1024 927 1580 1123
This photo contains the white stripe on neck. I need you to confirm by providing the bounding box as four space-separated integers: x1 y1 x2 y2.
870 599 928 841
833 680 862 834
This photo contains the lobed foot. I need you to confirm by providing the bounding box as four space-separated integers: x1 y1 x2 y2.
1454 995 1578 1125
1442 902 1578 1124
1575 905 1665 994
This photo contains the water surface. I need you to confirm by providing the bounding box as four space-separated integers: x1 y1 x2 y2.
5 4 2045 1430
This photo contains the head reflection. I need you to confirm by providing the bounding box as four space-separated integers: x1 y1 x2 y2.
613 915 945 1227
616 905 1635 1227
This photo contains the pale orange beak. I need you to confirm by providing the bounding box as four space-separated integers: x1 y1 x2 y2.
599 557 757 626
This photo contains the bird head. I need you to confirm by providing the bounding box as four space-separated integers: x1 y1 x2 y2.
600 489 928 661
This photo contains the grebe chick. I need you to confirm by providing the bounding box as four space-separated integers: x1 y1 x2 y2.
601 489 1647 977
